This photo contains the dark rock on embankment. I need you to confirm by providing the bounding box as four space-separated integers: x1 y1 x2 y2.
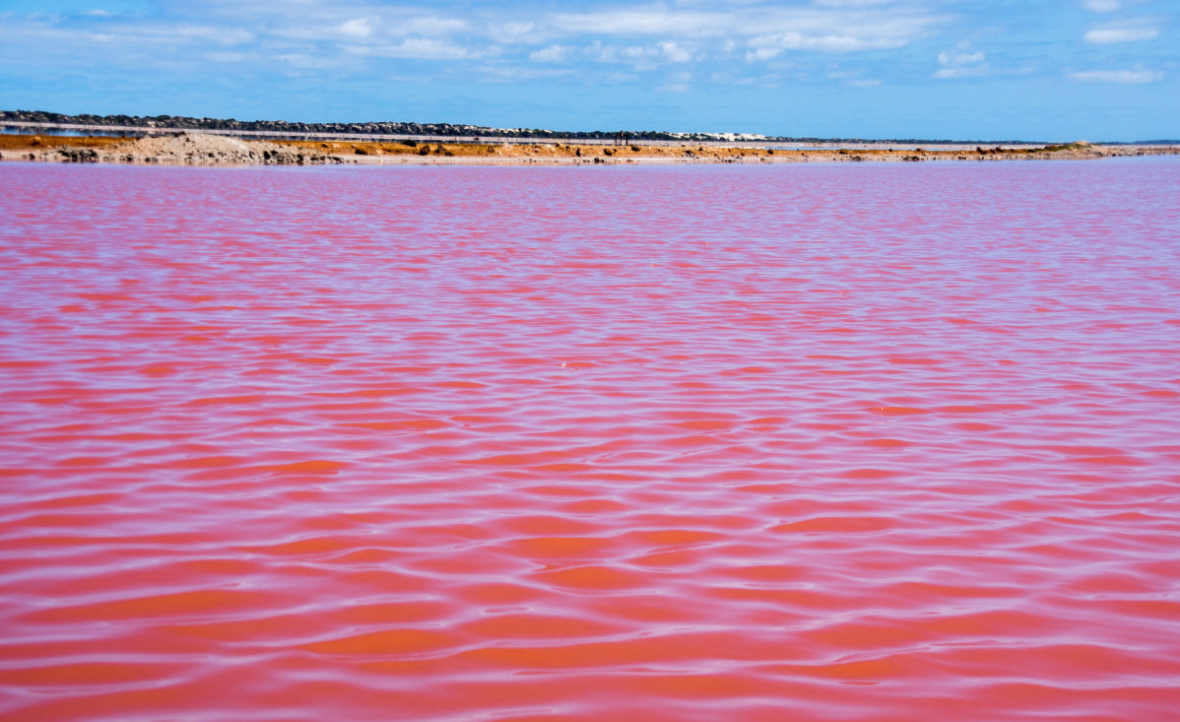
57 147 99 163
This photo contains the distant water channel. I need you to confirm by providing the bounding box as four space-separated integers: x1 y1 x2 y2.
0 126 131 137
2 159 1179 722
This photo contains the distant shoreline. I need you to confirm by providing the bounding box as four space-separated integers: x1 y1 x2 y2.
18 110 1163 146
2 131 1177 167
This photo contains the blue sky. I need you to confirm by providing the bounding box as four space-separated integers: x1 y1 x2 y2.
0 0 1175 141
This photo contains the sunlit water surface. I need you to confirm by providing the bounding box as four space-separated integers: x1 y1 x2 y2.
2 160 1179 722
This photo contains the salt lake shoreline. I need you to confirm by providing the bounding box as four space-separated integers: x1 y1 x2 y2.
2 131 1177 167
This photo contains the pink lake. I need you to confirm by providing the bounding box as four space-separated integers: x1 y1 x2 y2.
1 159 1179 722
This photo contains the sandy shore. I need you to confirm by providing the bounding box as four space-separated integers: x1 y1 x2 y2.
2 132 1176 167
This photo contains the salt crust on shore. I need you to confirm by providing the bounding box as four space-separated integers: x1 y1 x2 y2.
3 132 339 166
105 132 340 165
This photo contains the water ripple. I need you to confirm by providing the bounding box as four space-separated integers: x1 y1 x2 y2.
1 159 1179 721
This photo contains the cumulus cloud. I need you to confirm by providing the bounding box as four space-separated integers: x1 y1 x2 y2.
1084 20 1160 44
529 44 571 63
658 41 692 63
0 0 945 84
735 5 939 61
1068 68 1163 83
583 39 694 68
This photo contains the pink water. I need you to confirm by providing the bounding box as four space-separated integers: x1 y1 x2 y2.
2 159 1179 722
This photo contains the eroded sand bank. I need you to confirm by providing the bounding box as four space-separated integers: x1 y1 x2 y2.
1 131 1176 167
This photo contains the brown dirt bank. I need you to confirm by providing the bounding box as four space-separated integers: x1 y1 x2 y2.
2 133 1176 167
277 138 1178 164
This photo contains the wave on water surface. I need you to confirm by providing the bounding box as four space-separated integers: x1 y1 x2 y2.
1 159 1179 721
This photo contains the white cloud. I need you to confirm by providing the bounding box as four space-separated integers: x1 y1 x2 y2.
745 47 781 62
934 42 987 78
658 41 692 63
1084 20 1160 44
933 66 987 79
338 19 370 39
547 4 940 50
749 31 906 52
488 21 535 44
115 24 256 46
938 49 985 66
620 46 656 60
738 5 938 59
476 64 570 82
529 44 570 63
586 40 694 67
1068 68 1163 83
403 17 469 37
1082 0 1121 11
0 0 945 83
275 15 466 42
350 38 480 60
548 9 718 38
